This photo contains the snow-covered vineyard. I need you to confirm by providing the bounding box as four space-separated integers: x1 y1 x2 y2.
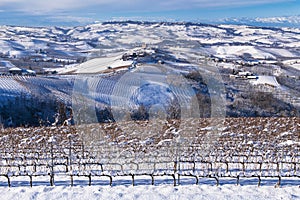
0 117 299 187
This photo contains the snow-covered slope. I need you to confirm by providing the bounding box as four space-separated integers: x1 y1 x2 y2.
0 21 299 126
1 21 300 63
0 184 299 200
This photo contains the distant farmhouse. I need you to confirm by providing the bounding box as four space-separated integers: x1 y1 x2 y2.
9 67 36 76
8 67 22 75
231 70 258 80
237 71 258 79
0 60 36 76
21 69 36 76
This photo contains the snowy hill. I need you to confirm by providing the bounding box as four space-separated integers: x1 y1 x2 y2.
1 21 300 65
0 22 299 199
0 21 299 126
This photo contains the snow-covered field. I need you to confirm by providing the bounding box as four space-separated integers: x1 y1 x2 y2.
0 184 299 200
0 21 299 199
0 117 299 199
0 21 299 118
1 21 300 63
250 75 280 87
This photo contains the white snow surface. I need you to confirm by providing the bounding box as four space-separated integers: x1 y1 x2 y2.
1 22 300 62
250 76 280 87
211 45 276 60
0 184 299 200
59 56 133 74
282 59 300 71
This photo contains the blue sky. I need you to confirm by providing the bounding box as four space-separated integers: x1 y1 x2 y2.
0 0 299 26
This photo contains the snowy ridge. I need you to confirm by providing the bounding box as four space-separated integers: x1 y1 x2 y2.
1 21 300 62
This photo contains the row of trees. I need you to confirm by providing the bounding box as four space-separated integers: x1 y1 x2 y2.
0 93 70 128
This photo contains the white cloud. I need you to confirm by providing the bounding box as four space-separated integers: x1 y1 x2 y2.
47 15 95 24
255 16 300 24
0 0 292 14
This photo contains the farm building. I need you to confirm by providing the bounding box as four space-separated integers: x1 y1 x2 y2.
236 71 258 79
238 71 252 77
9 67 36 76
9 67 22 75
22 69 36 76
